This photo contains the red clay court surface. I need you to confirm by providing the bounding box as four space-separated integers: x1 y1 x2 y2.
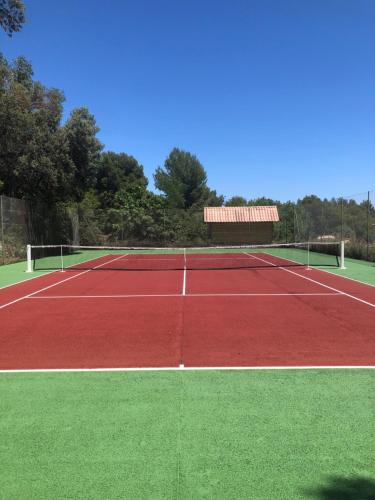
1 252 375 370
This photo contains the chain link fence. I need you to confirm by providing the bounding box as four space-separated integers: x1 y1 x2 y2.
1 191 375 265
341 191 375 261
0 195 75 265
275 191 375 261
0 195 28 264
74 207 211 247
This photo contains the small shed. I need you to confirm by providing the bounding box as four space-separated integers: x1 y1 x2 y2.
204 206 279 244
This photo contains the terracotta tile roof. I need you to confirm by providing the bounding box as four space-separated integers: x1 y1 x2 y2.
204 206 279 223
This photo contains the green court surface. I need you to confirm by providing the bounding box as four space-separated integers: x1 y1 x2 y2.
0 259 52 289
326 255 375 287
1 370 374 499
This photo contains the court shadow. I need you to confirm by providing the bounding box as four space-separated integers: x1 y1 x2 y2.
305 476 375 500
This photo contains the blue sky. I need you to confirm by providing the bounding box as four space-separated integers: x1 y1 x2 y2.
1 0 374 201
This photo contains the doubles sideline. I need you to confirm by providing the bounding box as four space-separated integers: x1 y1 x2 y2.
0 254 126 310
245 253 375 309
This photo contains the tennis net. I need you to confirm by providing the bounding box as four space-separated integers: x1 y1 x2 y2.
27 242 344 272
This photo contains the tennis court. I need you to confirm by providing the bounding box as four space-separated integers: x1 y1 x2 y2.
1 244 374 371
1 244 375 499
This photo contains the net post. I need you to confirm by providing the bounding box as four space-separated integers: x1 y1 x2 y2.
340 240 346 269
26 244 32 272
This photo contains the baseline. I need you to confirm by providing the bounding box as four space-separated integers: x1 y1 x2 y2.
0 365 374 373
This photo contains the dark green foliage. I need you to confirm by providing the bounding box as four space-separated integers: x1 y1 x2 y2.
248 196 279 206
63 108 103 201
203 187 224 207
225 196 248 206
0 55 74 203
0 0 25 36
154 148 223 209
96 152 148 208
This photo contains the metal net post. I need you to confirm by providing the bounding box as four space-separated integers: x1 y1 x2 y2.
0 196 4 265
340 241 346 269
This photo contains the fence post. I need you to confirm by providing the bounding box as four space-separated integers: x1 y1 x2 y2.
0 196 4 265
367 191 370 261
340 197 344 242
163 209 166 244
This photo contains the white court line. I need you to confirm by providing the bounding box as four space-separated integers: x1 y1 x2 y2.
28 294 181 299
0 254 127 311
27 292 343 299
0 251 132 290
182 248 187 295
117 257 182 261
246 249 375 290
0 365 374 373
0 269 58 291
315 266 375 289
245 252 375 309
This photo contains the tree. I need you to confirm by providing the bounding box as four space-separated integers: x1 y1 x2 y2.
96 152 148 208
12 126 75 203
0 55 32 196
0 0 25 36
154 148 214 209
199 187 224 207
0 54 73 202
225 196 247 206
248 197 279 206
63 108 103 201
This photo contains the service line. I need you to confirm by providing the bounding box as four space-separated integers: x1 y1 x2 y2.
26 292 344 299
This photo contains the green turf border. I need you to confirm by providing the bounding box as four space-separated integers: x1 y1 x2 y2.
1 369 374 499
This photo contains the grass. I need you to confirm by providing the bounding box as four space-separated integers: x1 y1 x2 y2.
1 370 374 499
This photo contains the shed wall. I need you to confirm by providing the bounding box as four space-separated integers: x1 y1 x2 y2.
209 222 273 244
